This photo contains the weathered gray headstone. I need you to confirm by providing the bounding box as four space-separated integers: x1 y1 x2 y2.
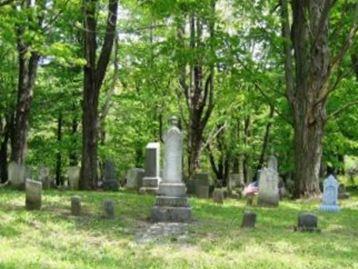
140 142 161 194
212 188 224 204
320 175 340 212
296 212 318 232
25 179 42 210
8 162 26 189
151 116 191 222
67 166 80 190
126 168 145 189
241 211 257 228
338 183 350 199
71 196 81 216
228 173 242 190
103 160 116 181
258 156 279 206
196 185 209 199
103 200 115 219
39 166 51 189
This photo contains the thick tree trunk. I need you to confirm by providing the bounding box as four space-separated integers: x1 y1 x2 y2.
80 0 118 189
69 116 78 166
0 127 9 183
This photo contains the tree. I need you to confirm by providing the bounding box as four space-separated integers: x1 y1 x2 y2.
281 0 357 197
80 0 118 189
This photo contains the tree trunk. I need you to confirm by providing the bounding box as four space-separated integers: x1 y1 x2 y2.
279 0 354 197
80 0 118 190
55 113 63 185
69 116 78 166
0 118 10 183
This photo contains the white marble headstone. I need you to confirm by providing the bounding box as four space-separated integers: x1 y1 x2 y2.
163 119 182 183
320 175 340 212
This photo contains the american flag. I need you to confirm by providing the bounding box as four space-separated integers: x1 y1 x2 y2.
243 182 259 196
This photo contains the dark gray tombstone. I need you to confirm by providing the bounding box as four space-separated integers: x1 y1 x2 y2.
212 188 224 204
196 185 209 199
103 200 115 219
102 180 119 191
104 160 116 180
71 196 81 216
140 142 161 194
241 211 257 228
296 213 319 232
126 168 145 190
25 179 42 210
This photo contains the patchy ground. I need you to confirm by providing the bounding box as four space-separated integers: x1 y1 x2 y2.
0 188 357 269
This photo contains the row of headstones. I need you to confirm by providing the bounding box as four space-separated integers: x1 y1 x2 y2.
241 211 320 232
25 179 116 218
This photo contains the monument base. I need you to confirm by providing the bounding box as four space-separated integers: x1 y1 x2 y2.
151 205 191 222
319 205 340 212
139 176 160 194
258 194 279 207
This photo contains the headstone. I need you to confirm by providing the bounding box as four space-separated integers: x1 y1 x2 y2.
320 175 340 212
67 166 80 190
25 179 42 210
338 183 350 199
228 173 242 190
126 168 145 189
296 212 318 232
103 160 116 181
102 180 119 191
212 188 224 204
103 200 115 219
258 156 279 206
241 211 257 228
8 162 26 189
151 116 191 222
196 185 209 199
140 142 161 194
39 166 51 189
71 196 81 216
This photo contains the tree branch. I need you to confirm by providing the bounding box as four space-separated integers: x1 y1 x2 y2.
327 100 358 120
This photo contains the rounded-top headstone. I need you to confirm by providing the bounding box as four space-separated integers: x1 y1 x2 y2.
297 212 318 232
169 115 179 126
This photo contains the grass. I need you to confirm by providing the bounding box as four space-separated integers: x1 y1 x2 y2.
0 188 357 269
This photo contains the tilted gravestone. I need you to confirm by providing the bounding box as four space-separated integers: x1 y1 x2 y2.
140 142 161 194
102 160 119 191
25 179 42 210
258 155 279 207
71 196 81 216
39 166 51 189
8 162 26 189
126 168 145 190
151 116 191 222
103 200 115 219
212 188 224 204
320 175 340 212
296 212 319 232
67 166 80 190
241 211 257 228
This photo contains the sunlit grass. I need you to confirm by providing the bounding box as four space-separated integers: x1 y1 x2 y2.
0 189 357 269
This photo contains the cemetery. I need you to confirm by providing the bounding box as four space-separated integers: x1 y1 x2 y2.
0 0 357 268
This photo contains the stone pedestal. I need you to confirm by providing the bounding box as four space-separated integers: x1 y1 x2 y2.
140 142 161 194
151 116 191 222
25 179 42 210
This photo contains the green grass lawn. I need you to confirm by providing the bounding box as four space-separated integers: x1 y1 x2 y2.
0 189 357 269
